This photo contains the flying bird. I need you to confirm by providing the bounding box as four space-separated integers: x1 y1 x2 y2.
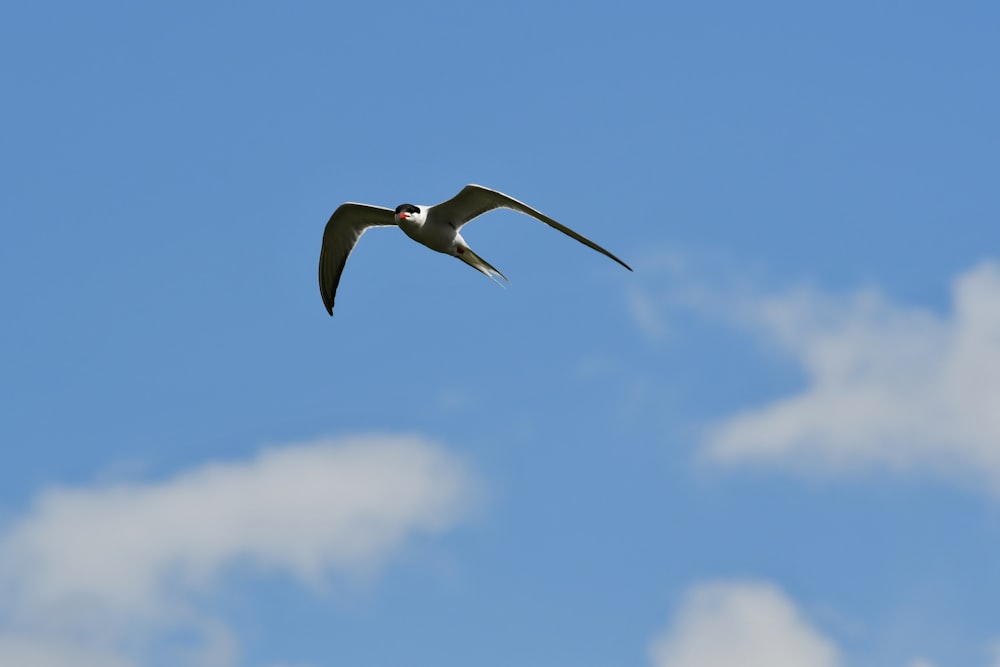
318 184 632 315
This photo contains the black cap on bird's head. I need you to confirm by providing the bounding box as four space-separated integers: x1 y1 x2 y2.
395 204 420 221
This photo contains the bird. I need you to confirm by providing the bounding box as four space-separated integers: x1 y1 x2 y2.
318 184 632 315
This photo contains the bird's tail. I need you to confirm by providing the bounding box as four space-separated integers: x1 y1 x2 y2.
457 247 510 287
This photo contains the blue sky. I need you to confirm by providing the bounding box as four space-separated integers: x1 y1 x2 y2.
3 1 1000 666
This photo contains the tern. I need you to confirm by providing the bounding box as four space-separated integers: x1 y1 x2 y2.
318 184 632 315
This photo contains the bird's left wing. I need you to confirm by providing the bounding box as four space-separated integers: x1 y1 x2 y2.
318 203 395 315
431 184 633 271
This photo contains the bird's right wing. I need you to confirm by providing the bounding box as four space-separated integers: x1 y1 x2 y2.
318 203 395 316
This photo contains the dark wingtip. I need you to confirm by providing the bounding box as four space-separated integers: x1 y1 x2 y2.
612 256 634 272
321 289 334 316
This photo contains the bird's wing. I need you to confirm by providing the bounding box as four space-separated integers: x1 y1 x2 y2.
318 203 395 315
430 184 633 271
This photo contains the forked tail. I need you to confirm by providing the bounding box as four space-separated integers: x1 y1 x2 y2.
457 247 510 286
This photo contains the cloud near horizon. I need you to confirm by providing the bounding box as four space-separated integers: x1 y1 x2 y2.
649 581 840 667
648 580 999 667
0 434 477 667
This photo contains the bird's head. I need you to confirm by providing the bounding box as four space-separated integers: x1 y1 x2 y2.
394 204 423 225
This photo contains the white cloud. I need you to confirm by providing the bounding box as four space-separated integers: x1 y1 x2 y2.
645 260 1000 488
650 581 1000 667
0 434 477 666
0 634 133 667
650 581 841 667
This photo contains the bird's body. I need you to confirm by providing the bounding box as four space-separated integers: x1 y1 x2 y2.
396 208 460 255
318 184 632 315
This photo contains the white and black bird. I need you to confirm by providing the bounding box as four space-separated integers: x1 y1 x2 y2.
318 184 632 315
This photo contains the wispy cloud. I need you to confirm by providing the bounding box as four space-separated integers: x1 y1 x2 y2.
0 434 477 666
630 258 1000 490
706 262 1000 486
650 581 840 667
